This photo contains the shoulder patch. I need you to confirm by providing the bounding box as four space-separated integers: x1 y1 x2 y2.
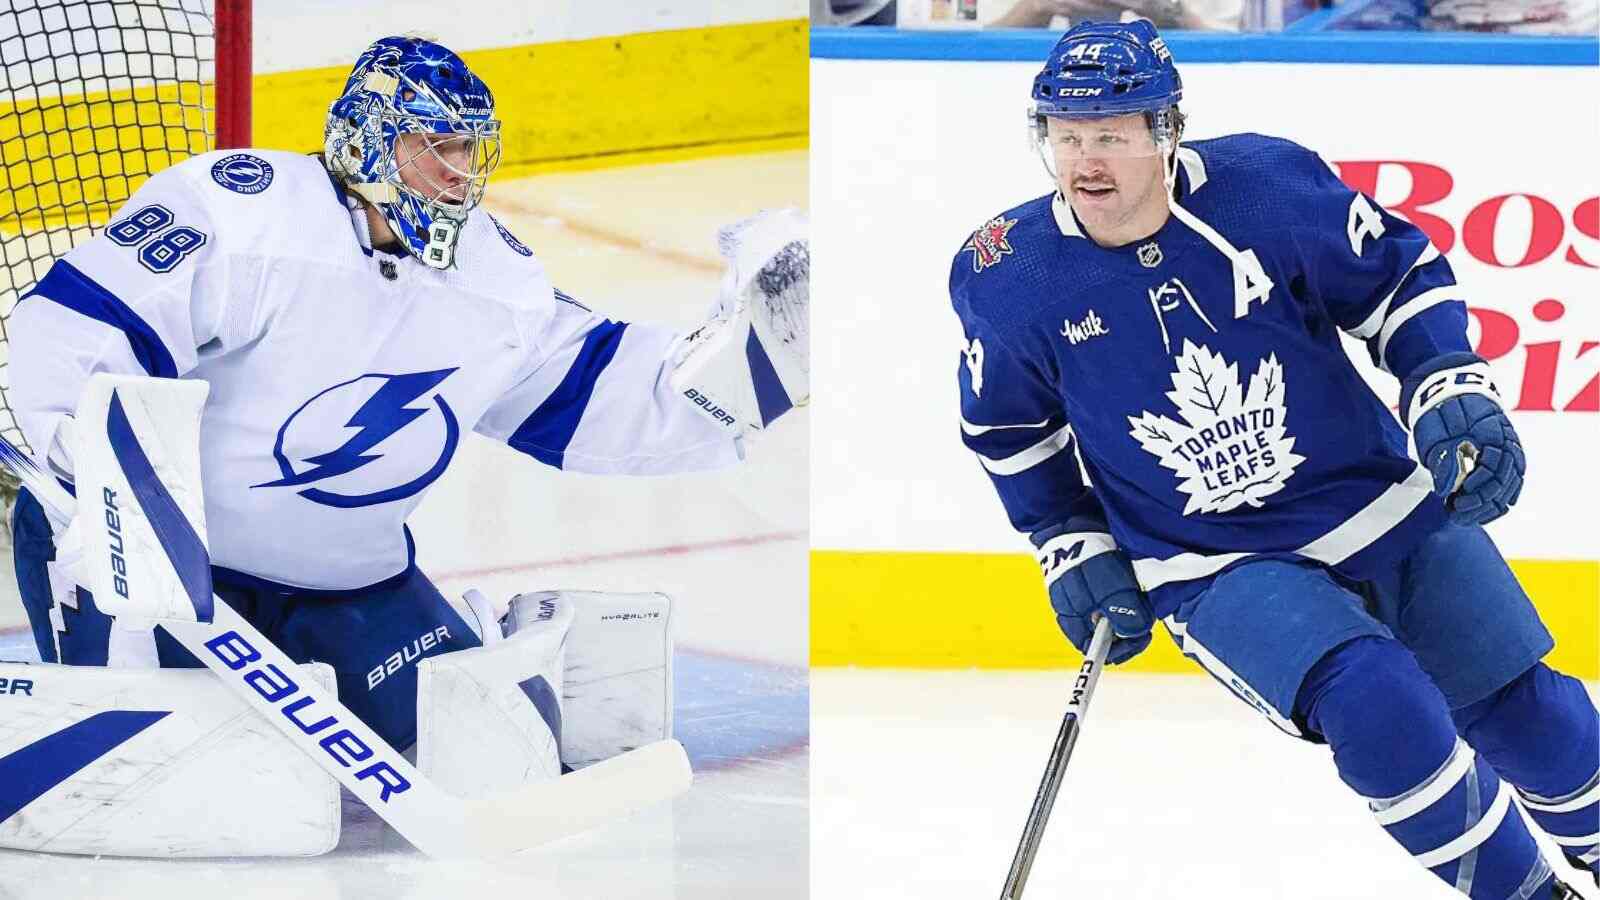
490 214 533 257
963 216 1018 273
209 153 274 195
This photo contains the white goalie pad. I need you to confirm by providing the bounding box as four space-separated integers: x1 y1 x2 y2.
671 208 809 436
66 374 212 624
414 594 575 799
417 589 676 799
551 590 675 770
0 660 340 857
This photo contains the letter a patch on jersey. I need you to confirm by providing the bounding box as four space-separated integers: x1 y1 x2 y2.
964 216 1019 273
1126 341 1305 516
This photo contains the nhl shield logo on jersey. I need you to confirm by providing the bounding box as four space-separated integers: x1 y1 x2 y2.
210 153 274 195
1126 341 1305 516
253 368 461 508
963 216 1019 273
1137 241 1162 268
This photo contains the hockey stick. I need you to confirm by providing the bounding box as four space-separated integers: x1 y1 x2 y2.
0 430 691 858
999 616 1115 899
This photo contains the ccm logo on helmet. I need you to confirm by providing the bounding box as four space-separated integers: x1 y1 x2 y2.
1057 87 1104 97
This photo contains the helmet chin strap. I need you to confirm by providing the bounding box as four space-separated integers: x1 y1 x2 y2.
349 181 398 206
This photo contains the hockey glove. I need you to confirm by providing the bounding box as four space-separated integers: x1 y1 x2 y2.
1032 518 1153 665
1400 352 1525 526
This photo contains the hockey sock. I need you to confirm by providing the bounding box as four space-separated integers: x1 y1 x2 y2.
1454 663 1600 878
1296 636 1554 898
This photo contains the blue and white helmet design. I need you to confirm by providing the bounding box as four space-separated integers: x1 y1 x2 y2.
1028 21 1184 175
324 37 501 269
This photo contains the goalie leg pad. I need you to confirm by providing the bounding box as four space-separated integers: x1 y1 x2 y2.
537 590 675 770
0 659 340 857
415 594 574 799
410 589 675 796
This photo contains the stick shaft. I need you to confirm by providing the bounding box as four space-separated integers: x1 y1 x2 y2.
999 616 1115 899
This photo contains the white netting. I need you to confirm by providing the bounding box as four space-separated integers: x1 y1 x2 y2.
0 0 217 534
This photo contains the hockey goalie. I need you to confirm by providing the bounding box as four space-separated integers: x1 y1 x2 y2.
0 36 807 858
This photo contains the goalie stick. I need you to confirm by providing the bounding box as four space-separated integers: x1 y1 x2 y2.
999 616 1114 899
0 414 690 858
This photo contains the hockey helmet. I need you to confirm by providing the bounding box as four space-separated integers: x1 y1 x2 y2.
1029 21 1184 170
324 36 501 270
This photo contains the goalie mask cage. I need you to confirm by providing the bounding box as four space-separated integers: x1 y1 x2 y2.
0 0 250 517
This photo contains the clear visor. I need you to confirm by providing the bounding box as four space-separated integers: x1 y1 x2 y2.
1028 107 1176 182
392 124 502 212
1037 116 1161 160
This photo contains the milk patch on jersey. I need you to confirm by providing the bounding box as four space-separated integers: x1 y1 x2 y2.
1127 341 1305 516
1060 310 1110 346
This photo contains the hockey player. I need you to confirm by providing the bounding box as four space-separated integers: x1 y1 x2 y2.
951 21 1596 898
8 37 805 760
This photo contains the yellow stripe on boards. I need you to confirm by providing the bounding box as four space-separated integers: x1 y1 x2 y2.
1 20 806 238
0 82 212 234
810 550 1600 680
253 20 809 171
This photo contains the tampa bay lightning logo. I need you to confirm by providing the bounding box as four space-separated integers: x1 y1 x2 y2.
491 214 532 257
210 154 274 194
253 369 460 508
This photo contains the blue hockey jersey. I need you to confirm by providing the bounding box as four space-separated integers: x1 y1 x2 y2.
951 134 1469 613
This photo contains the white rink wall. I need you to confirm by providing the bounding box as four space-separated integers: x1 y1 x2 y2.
812 57 1600 562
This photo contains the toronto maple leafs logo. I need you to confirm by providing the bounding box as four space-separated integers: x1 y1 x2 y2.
963 217 1018 273
1126 341 1305 516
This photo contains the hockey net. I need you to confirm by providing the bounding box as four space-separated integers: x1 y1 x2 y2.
0 0 249 541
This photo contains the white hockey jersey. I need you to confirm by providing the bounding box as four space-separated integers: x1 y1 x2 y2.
11 150 740 591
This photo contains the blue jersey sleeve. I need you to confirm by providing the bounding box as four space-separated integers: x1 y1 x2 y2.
1295 151 1471 379
951 261 1106 536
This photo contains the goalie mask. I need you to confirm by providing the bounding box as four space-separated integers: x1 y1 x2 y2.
324 36 501 270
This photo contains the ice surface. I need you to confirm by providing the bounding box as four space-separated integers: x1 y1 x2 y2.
812 668 1598 900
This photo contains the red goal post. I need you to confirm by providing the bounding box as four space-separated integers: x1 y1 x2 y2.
0 0 250 515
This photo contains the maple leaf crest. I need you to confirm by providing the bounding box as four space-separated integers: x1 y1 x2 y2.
1126 340 1306 516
